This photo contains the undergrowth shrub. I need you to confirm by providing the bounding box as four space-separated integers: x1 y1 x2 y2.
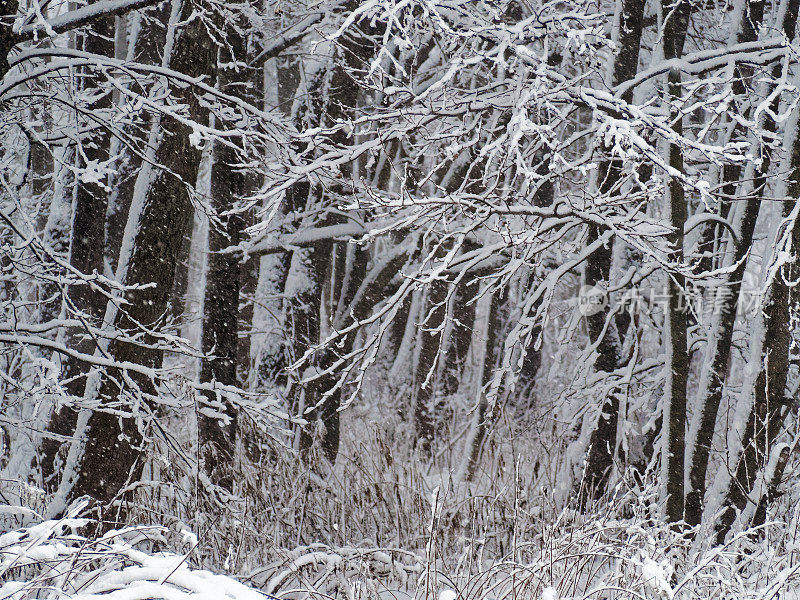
3 411 800 600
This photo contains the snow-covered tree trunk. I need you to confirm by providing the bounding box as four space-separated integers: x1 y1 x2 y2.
712 0 800 537
661 0 691 526
30 133 56 325
578 0 645 505
105 2 171 271
284 3 388 462
198 18 260 489
513 151 555 411
439 276 478 399
287 234 329 455
461 289 502 481
67 0 219 508
251 54 300 389
715 218 797 542
40 2 115 491
685 0 786 529
412 278 447 455
749 443 792 531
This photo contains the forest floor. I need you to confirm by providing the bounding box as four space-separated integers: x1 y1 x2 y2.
2 404 798 600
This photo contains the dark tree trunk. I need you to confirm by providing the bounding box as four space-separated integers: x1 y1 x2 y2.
197 14 261 488
284 3 381 462
282 73 337 447
579 223 623 504
578 0 645 505
317 241 368 455
386 293 413 356
40 6 115 491
30 139 57 324
685 0 787 528
461 290 502 481
296 233 409 462
237 248 259 383
106 2 171 271
514 332 541 412
253 53 302 388
693 0 761 279
412 279 448 455
749 443 791 532
258 183 304 389
661 0 691 526
198 146 246 488
168 220 194 325
0 1 19 80
287 233 331 456
68 1 218 507
513 149 555 411
713 0 800 541
715 219 797 544
439 276 478 399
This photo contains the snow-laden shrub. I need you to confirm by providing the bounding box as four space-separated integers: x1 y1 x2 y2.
260 517 800 600
253 544 423 599
0 504 424 600
443 517 800 600
2 501 800 600
0 506 265 600
5 415 798 600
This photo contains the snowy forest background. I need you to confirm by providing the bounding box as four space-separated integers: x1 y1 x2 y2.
2 0 800 597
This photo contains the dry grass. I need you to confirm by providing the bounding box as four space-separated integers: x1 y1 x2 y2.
3 396 800 599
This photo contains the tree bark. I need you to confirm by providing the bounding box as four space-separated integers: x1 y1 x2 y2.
67 0 218 506
749 443 791 532
578 0 645 504
661 0 692 526
106 2 171 271
714 225 796 543
461 290 502 481
198 157 245 488
237 247 259 383
713 0 800 541
685 0 787 528
197 11 261 489
438 278 478 399
0 1 19 79
40 3 115 491
30 138 57 324
513 148 555 412
252 52 302 388
287 233 330 456
412 279 448 455
284 3 380 462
